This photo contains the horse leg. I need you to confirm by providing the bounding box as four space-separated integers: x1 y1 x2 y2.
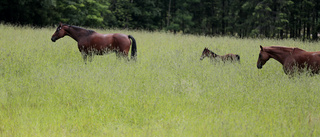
81 52 88 64
88 54 93 62
122 51 129 61
115 50 129 61
283 64 296 76
115 51 122 59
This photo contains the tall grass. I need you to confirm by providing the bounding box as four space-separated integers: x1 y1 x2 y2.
0 24 319 136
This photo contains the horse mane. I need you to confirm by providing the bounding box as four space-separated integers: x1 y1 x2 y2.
210 50 218 56
65 24 96 36
204 48 219 57
267 46 305 54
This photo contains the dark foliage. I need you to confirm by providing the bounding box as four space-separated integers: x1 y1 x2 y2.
0 0 319 40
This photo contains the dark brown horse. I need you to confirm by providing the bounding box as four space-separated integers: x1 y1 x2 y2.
200 48 240 62
257 45 320 75
51 23 137 62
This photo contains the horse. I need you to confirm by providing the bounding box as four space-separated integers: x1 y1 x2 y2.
257 45 320 75
51 23 137 62
200 47 240 62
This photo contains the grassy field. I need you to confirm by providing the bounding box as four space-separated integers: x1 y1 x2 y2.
0 24 320 136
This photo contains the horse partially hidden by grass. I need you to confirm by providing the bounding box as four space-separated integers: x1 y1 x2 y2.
257 45 320 75
200 47 240 62
51 23 137 63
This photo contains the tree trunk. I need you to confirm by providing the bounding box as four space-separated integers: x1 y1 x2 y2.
167 0 171 27
221 0 225 35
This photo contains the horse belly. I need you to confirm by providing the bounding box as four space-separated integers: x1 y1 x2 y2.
89 36 115 54
290 55 320 74
308 57 320 73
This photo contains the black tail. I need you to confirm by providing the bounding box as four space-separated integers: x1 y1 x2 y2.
236 54 240 61
128 35 137 60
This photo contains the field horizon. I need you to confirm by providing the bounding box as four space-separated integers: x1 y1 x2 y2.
0 24 319 136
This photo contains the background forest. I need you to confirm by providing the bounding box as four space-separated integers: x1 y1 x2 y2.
0 0 319 40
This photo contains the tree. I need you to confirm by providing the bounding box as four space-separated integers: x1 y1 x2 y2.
0 0 57 26
166 0 197 33
56 0 111 27
130 0 163 30
0 0 319 40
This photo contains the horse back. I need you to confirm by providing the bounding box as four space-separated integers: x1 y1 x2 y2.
292 48 305 53
222 54 240 61
307 51 320 62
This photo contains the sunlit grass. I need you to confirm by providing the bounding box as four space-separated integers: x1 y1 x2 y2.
0 24 319 136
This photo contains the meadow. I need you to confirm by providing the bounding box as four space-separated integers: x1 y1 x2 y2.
0 24 319 136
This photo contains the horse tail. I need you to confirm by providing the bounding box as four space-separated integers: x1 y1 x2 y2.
128 35 137 60
236 54 240 61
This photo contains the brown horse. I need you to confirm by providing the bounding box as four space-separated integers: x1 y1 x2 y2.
257 45 320 75
51 23 137 62
200 48 240 62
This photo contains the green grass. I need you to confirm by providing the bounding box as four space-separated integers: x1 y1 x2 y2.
0 24 320 136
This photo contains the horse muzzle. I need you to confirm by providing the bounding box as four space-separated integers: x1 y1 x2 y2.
257 64 262 69
51 37 56 42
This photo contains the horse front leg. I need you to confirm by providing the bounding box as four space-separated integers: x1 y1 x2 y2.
283 63 297 77
81 52 88 64
88 54 93 62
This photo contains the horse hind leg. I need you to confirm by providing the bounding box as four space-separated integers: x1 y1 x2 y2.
123 51 129 61
115 51 122 59
115 50 129 61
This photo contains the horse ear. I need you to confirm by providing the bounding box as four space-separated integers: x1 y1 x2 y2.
260 45 263 51
59 22 62 26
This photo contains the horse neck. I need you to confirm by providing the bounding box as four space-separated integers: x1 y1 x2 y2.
210 51 219 57
65 26 93 42
266 48 292 65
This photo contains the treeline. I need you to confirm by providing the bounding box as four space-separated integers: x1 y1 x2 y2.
0 0 319 40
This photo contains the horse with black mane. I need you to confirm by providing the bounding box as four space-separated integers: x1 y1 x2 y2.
51 23 137 62
257 45 320 75
200 47 240 62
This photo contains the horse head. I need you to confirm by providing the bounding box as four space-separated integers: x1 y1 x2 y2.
257 45 270 69
200 47 210 60
51 22 68 42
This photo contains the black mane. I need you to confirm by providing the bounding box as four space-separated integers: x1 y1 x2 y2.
208 49 219 57
66 24 95 36
210 51 218 56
